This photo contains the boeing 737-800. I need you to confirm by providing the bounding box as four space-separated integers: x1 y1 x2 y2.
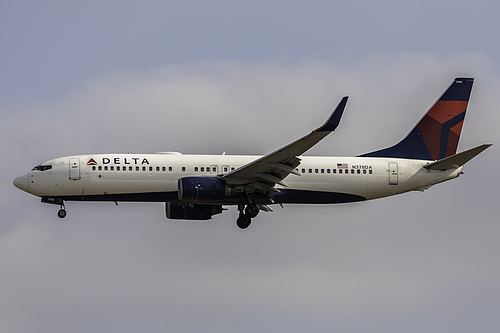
13 78 491 229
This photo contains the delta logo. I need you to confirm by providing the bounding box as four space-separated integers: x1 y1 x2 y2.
86 157 150 165
87 158 98 166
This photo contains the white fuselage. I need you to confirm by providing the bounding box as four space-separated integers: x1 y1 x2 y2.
17 152 462 205
12 78 484 227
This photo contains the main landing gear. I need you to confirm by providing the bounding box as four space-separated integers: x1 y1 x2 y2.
236 203 260 229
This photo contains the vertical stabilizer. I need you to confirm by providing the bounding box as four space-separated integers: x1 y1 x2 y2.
361 78 474 160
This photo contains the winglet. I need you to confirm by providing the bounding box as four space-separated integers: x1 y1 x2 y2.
315 96 348 132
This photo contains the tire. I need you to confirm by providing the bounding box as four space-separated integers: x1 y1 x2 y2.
245 204 259 218
57 209 67 219
236 215 251 229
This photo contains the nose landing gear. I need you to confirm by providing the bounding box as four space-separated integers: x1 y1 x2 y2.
41 197 67 219
57 205 67 219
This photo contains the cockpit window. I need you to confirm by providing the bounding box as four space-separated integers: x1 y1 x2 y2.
31 164 52 171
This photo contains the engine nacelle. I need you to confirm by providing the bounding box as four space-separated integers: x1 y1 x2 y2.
178 177 236 202
166 202 223 220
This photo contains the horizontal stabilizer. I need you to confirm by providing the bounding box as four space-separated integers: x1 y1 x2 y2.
424 144 492 170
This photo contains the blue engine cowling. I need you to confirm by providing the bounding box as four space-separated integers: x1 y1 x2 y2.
178 177 233 202
166 202 223 220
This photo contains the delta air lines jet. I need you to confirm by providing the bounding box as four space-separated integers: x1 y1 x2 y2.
13 78 491 229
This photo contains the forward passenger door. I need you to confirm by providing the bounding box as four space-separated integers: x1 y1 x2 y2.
69 158 81 180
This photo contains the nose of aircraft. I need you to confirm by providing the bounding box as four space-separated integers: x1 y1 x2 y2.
13 173 29 192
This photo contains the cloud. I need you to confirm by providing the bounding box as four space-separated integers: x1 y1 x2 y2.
1 54 499 332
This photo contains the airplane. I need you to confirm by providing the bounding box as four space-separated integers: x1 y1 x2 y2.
13 78 491 229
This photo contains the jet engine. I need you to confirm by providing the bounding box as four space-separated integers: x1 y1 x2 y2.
166 202 223 220
178 177 238 202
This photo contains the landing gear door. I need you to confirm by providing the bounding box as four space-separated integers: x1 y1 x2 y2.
388 162 398 185
69 158 81 180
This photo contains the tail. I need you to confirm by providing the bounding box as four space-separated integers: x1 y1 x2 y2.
360 78 474 161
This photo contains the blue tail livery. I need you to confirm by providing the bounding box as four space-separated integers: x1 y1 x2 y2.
360 78 474 160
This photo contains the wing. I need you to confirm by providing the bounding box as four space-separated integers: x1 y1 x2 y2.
223 96 348 193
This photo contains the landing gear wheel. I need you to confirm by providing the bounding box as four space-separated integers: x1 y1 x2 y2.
236 215 252 229
245 204 260 218
57 209 67 219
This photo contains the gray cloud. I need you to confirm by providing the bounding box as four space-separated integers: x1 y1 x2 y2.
1 55 499 332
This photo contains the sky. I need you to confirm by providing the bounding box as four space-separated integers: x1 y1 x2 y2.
1 1 499 332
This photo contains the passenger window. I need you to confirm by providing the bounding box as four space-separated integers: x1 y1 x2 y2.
357 170 360 174
224 167 228 172
369 170 373 174
136 166 139 171
231 167 235 171
327 169 330 173
321 169 324 173
333 169 336 174
339 169 342 174
302 168 305 173
149 166 153 172
142 166 146 171
351 169 354 174
92 166 96 171
201 167 204 172
104 166 108 171
162 166 166 171
315 169 318 173
156 166 160 171
169 166 173 171
116 166 120 171
195 167 199 172
182 167 186 172
309 169 312 173
129 166 133 171
363 170 367 174
212 167 216 172
98 166 102 171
